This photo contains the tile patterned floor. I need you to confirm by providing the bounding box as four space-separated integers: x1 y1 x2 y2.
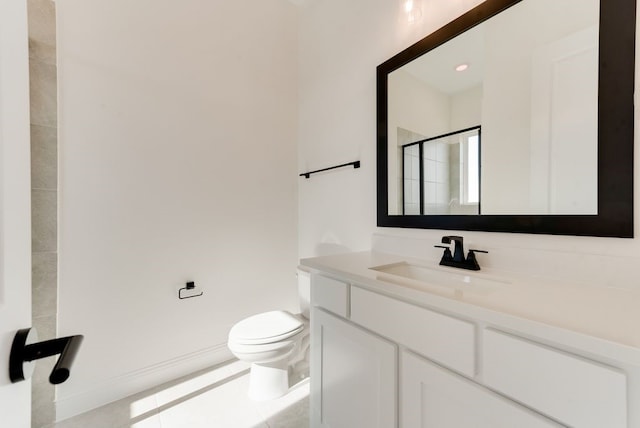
50 360 309 428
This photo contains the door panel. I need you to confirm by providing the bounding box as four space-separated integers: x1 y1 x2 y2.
0 1 33 426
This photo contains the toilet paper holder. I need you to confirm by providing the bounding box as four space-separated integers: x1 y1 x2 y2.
179 281 203 300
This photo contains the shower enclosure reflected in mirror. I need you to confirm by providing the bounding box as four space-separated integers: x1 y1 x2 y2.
399 126 480 216
377 0 635 237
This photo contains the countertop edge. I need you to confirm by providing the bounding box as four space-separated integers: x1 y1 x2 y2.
301 251 640 367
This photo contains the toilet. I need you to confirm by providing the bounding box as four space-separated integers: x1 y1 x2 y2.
227 269 310 401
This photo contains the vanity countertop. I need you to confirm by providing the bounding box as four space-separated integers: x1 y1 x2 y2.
301 251 640 366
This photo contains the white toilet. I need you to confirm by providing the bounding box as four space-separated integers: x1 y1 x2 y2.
227 269 310 401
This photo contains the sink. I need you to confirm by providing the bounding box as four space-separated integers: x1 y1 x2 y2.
369 262 510 289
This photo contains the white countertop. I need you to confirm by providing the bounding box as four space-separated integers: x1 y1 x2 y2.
301 251 640 366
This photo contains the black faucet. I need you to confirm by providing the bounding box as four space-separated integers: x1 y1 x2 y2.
435 236 488 271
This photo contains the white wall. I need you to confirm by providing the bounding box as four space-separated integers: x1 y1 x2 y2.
450 85 482 215
298 0 482 258
298 0 484 257
389 69 451 141
387 69 450 214
297 0 640 292
481 0 598 214
56 0 298 418
450 85 482 130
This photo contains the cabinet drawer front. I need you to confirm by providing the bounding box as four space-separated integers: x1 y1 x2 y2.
483 329 627 428
351 286 475 377
311 274 349 317
402 351 561 428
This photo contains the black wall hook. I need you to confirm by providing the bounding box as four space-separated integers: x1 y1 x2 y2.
10 327 84 385
179 281 203 299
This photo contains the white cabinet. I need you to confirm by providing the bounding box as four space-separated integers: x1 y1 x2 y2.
483 329 627 428
401 351 561 428
311 274 349 318
308 272 631 428
311 307 396 428
351 286 475 377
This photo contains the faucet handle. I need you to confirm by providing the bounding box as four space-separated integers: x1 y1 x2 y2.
434 245 453 261
466 249 488 270
464 249 487 271
467 249 488 260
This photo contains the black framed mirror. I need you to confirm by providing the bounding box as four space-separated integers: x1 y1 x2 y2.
377 0 635 237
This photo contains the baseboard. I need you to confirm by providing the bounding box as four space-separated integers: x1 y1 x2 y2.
55 343 233 422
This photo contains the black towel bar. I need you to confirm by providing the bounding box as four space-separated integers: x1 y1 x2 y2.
300 161 360 179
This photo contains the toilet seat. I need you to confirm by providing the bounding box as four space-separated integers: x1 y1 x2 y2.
229 310 304 346
226 269 311 401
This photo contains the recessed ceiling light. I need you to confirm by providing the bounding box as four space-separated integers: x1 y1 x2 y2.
455 63 469 72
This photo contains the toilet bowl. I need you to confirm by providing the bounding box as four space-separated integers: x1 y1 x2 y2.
227 269 310 401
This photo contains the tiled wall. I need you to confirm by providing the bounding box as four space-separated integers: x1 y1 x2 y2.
28 0 58 426
399 128 451 215
398 128 425 215
423 139 450 215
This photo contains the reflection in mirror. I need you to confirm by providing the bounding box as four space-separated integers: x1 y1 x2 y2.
387 0 599 216
399 126 480 215
377 0 635 237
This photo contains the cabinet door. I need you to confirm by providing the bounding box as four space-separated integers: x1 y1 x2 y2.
311 308 396 428
401 351 562 428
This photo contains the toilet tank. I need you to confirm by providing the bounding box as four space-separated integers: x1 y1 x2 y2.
297 267 311 319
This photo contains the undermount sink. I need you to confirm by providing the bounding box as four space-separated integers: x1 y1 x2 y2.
369 261 510 289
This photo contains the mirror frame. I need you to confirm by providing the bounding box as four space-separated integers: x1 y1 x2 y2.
377 0 635 237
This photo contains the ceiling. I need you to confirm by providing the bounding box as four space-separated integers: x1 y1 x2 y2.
401 24 485 95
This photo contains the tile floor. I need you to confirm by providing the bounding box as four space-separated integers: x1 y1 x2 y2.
50 360 309 428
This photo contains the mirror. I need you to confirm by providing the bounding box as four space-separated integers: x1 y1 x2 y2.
377 0 635 237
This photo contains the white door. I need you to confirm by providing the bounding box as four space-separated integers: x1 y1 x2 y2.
0 0 33 427
529 25 599 214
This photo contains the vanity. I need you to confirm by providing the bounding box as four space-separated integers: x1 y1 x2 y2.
300 0 638 425
301 251 640 427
